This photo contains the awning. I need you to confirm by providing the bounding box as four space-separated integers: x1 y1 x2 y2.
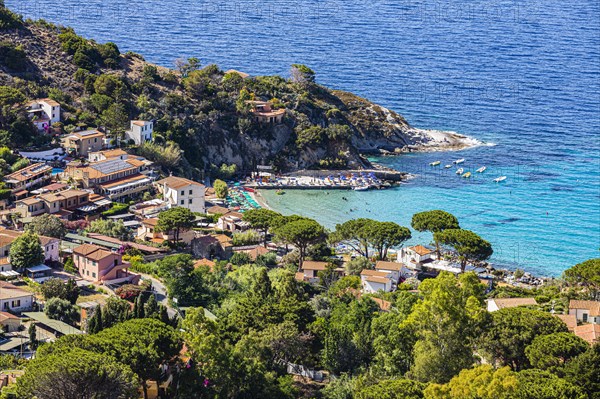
105 177 151 192
77 204 99 212
0 270 20 277
26 264 52 273
93 199 112 206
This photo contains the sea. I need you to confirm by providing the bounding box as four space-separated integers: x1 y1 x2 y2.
8 0 600 276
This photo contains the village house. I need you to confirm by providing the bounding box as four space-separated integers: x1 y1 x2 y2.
155 176 206 214
297 261 329 284
399 245 435 270
374 261 417 284
233 245 272 262
0 311 21 332
555 314 578 332
124 120 153 145
486 297 538 312
191 234 233 260
62 130 106 156
569 300 600 324
360 269 393 293
63 156 152 201
207 205 230 216
26 98 60 131
217 211 250 233
136 218 195 245
0 229 59 268
88 148 128 163
14 189 90 219
3 163 53 199
573 323 600 345
0 281 34 312
72 243 140 284
246 101 286 124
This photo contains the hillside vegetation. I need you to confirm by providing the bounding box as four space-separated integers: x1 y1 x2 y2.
0 5 442 178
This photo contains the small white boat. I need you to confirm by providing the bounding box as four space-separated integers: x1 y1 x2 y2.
444 164 452 169
494 176 507 183
476 166 487 173
353 186 369 191
430 161 441 166
456 168 464 175
462 172 472 178
454 158 466 164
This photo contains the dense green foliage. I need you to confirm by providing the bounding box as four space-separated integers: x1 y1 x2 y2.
86 218 132 241
480 307 569 370
156 207 195 242
26 214 67 238
8 231 44 271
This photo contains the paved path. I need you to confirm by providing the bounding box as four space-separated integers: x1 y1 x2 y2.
139 273 178 318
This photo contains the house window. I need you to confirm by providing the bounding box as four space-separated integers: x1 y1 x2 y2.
2 302 7 310
92 272 96 278
189 189 193 195
583 313 588 322
87 270 90 276
180 200 184 205
11 300 21 308
189 199 193 204
180 190 184 196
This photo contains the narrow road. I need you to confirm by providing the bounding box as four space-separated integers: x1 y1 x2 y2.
139 273 178 318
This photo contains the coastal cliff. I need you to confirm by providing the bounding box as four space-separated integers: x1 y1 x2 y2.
0 7 475 178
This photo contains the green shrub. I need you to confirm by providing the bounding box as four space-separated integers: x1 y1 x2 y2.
102 202 130 216
0 5 23 29
0 41 27 71
232 230 261 246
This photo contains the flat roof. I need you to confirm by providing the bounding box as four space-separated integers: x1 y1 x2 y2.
64 233 122 250
23 312 83 335
26 265 52 273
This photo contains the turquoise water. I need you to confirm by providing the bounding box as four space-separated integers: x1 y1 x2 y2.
51 168 64 175
8 0 600 275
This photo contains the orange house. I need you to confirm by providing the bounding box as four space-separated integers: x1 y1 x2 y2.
72 243 140 285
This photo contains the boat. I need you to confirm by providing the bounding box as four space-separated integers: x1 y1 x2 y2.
453 158 466 164
353 186 369 191
462 172 472 178
456 168 464 175
444 164 452 169
276 189 285 195
476 166 486 173
430 161 441 166
494 176 507 183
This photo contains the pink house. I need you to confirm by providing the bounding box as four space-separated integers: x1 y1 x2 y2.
72 243 140 285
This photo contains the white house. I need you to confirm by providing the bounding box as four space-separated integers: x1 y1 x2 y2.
39 236 60 263
155 176 206 214
360 269 393 293
486 297 538 312
124 120 153 145
399 245 435 270
374 261 405 284
27 98 60 131
0 281 34 312
569 300 600 324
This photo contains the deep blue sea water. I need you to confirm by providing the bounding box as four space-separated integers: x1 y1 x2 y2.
8 0 600 276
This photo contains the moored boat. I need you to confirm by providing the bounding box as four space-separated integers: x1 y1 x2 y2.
454 158 465 164
353 186 369 191
462 172 472 178
430 161 441 166
494 176 507 183
444 164 452 169
476 166 486 173
456 168 464 174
